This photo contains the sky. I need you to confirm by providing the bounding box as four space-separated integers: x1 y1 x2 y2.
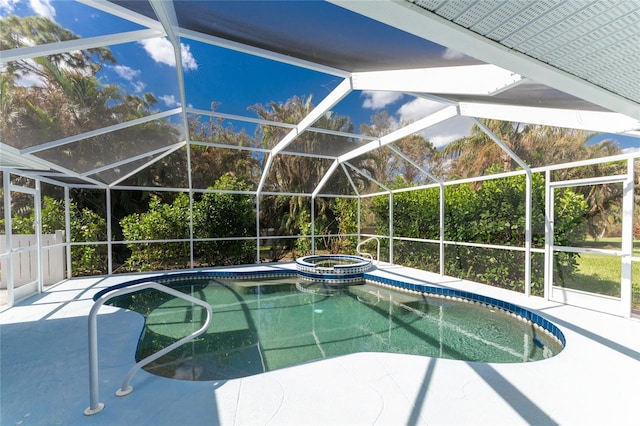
2 0 639 153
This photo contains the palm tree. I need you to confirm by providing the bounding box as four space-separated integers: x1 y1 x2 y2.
360 111 435 186
0 15 184 252
249 96 358 253
434 119 529 179
188 111 261 189
434 118 624 238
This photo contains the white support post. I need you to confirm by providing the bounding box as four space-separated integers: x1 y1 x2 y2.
3 171 14 307
524 173 532 297
106 189 112 274
620 159 634 318
188 188 195 269
544 170 553 300
473 118 533 295
255 195 261 263
311 196 316 254
357 197 361 245
35 179 43 293
389 192 394 264
439 184 445 276
64 187 72 279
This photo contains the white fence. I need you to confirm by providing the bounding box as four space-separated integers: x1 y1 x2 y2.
0 231 66 289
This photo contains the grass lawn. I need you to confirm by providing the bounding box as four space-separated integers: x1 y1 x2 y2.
561 238 640 309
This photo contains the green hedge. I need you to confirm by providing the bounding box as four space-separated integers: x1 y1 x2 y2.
371 174 588 294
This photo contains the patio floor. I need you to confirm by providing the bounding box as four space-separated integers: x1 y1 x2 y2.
1 263 638 425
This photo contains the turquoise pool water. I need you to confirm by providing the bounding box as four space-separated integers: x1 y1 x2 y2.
109 276 563 381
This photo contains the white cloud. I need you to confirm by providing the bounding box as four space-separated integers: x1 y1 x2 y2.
396 97 443 123
108 65 146 92
0 0 18 14
362 91 402 109
180 43 197 70
15 71 47 88
112 65 140 81
1 0 55 19
131 80 146 93
422 116 474 148
622 146 640 155
139 37 197 70
396 98 473 148
159 94 180 107
29 0 55 18
12 59 47 87
442 47 470 60
361 93 473 148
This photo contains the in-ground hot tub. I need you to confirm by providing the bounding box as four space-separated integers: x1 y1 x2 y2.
295 254 372 283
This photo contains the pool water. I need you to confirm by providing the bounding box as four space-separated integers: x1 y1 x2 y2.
109 277 563 381
309 258 356 267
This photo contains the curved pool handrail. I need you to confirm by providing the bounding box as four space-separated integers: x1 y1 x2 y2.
84 281 212 416
357 237 380 264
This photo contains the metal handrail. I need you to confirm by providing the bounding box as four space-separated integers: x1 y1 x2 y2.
84 281 212 416
357 237 380 264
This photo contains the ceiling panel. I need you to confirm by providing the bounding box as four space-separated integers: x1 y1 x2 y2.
409 0 640 104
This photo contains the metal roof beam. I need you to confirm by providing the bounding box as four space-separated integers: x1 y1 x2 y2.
0 29 163 65
81 142 185 178
110 142 186 187
271 78 353 156
352 65 524 95
21 108 181 155
78 0 164 30
339 105 458 163
312 160 340 197
386 144 442 184
149 0 190 142
0 144 50 170
344 162 391 193
459 103 640 134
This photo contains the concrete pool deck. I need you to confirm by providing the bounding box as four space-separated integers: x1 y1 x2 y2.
1 263 638 425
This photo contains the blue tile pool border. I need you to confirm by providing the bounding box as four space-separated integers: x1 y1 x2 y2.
94 269 565 347
363 272 566 347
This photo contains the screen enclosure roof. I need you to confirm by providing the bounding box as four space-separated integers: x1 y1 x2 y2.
1 0 639 191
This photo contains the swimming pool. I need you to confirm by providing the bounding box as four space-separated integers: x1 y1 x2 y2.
105 273 564 381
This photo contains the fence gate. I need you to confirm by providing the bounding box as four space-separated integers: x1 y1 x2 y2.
0 174 62 308
545 162 634 317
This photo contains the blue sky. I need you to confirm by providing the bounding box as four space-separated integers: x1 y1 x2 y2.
2 0 639 152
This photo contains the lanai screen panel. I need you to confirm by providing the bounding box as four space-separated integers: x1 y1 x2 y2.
117 148 189 188
113 0 482 72
32 118 181 178
261 155 336 195
181 38 343 116
2 0 639 191
189 145 261 191
1 45 180 153
283 132 369 158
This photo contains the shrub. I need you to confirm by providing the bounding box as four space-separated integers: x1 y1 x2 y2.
193 175 256 265
120 193 191 271
120 175 256 270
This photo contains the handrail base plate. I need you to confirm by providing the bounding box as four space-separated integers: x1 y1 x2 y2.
84 403 105 416
116 386 133 397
